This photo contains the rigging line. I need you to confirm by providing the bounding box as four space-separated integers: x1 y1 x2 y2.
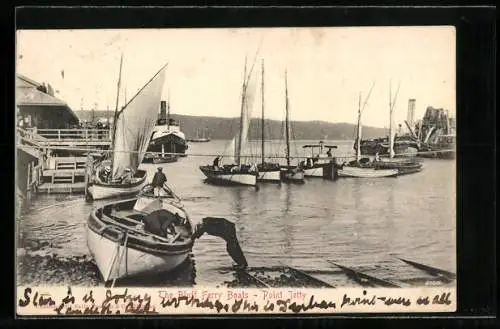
360 80 377 116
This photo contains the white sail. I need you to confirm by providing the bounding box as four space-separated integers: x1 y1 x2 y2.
235 71 258 163
223 64 258 165
111 65 167 179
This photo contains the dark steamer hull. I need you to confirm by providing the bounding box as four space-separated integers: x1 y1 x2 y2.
144 134 188 163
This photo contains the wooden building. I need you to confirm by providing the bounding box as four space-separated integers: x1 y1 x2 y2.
16 74 79 129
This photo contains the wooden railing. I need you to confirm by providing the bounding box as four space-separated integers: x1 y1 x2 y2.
26 128 112 141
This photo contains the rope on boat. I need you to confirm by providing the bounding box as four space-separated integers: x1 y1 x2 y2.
16 137 456 160
111 232 129 288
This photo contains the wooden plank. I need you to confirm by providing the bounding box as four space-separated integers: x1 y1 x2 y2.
237 270 271 288
285 266 335 288
397 258 456 280
327 261 401 288
38 183 86 194
43 169 86 176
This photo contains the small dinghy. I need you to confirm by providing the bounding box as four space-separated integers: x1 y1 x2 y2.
86 184 248 284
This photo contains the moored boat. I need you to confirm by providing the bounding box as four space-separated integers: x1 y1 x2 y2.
187 128 211 143
338 165 398 178
152 154 178 164
338 85 400 179
256 59 281 183
199 56 259 186
200 164 258 186
280 70 305 183
87 57 167 200
301 142 338 179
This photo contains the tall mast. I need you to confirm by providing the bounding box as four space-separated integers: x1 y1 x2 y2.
261 59 265 166
389 81 399 159
236 56 248 166
111 52 124 171
389 81 393 158
356 92 362 162
167 89 171 131
285 70 290 168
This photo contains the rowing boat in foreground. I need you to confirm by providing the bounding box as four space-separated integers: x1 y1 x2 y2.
86 184 248 284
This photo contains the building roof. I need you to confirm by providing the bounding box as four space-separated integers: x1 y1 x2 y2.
16 74 42 89
16 86 68 107
16 74 79 124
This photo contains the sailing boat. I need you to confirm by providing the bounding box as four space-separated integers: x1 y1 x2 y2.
87 59 168 200
188 128 211 143
257 59 281 182
199 57 259 186
374 82 423 175
280 70 305 183
338 89 399 178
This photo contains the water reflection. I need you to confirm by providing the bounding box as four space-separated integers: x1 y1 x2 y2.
282 184 293 260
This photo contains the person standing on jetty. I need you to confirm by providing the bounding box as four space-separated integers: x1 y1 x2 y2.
152 167 167 197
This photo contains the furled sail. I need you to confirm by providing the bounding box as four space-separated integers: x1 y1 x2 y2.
111 65 167 179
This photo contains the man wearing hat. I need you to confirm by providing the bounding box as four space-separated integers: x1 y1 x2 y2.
152 167 167 197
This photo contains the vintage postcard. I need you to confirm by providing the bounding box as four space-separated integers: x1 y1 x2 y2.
15 27 456 316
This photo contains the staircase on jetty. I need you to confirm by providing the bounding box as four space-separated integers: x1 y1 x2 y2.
17 127 111 195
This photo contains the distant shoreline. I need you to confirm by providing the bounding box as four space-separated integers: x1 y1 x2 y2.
75 111 387 141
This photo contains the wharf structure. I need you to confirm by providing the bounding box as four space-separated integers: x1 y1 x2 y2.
16 74 112 213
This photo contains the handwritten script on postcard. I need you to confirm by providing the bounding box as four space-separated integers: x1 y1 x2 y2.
17 286 456 315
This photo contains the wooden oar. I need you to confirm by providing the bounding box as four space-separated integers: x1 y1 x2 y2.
397 258 456 280
327 260 401 288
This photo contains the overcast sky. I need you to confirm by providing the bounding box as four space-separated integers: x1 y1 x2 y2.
16 27 455 128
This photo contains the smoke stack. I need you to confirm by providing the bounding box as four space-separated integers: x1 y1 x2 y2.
407 99 416 127
159 100 167 121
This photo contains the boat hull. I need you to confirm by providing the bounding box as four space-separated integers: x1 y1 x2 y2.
88 170 148 200
199 166 257 186
86 226 190 282
257 169 281 182
187 138 211 143
338 166 398 178
374 159 423 175
281 169 305 182
144 133 188 162
152 155 178 164
303 166 324 177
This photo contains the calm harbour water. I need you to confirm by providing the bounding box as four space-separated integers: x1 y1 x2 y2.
16 140 456 287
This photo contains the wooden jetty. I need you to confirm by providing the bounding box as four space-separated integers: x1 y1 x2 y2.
17 127 112 196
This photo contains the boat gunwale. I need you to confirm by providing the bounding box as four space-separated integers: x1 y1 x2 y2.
199 165 259 177
91 169 148 188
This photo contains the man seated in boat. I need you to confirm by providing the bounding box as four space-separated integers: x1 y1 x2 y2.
119 168 133 184
326 149 332 158
99 166 111 182
152 167 168 197
212 156 221 170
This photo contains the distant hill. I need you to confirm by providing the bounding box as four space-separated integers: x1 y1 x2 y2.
75 110 387 140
